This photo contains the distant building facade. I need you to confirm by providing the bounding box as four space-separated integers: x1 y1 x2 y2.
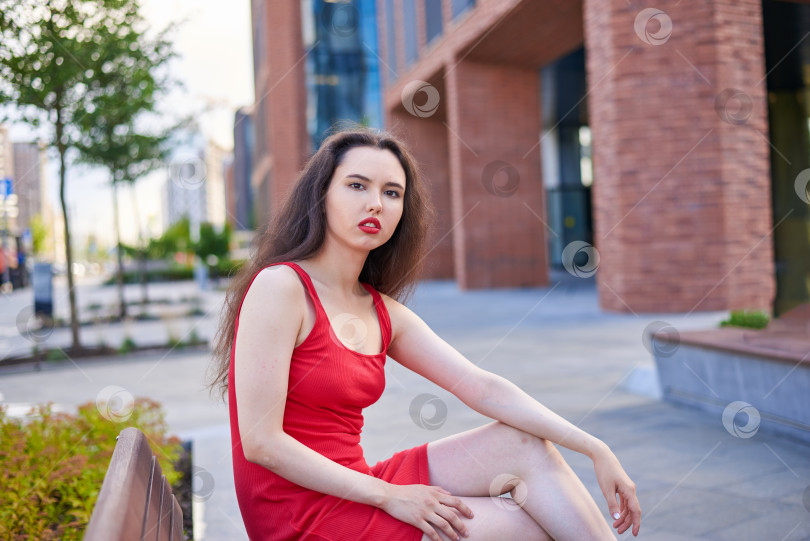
204 140 227 229
164 148 207 228
231 107 255 231
164 137 229 231
12 142 47 236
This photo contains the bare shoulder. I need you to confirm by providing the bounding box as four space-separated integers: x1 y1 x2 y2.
240 264 306 318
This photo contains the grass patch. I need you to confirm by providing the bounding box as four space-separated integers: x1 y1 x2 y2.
719 310 770 329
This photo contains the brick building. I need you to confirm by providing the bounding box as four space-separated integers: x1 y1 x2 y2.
251 0 810 314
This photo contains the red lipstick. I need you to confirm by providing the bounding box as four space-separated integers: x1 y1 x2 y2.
358 217 381 234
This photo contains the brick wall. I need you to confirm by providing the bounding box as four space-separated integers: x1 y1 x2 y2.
252 0 310 225
583 0 775 312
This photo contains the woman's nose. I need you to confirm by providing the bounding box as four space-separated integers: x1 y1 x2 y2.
367 193 382 213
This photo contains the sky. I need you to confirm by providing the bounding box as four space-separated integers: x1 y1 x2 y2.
8 0 255 250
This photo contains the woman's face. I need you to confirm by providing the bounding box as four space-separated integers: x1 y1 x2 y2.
322 146 407 253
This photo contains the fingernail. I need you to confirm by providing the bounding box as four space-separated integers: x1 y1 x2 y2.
613 512 620 520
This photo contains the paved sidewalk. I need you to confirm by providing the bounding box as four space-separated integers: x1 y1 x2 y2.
0 275 226 361
1 273 808 540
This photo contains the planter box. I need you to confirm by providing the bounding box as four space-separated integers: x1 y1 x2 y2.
653 324 810 445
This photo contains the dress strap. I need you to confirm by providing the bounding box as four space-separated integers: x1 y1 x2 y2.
274 261 329 319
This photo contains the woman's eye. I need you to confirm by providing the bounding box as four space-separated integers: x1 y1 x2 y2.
349 182 363 189
385 190 401 198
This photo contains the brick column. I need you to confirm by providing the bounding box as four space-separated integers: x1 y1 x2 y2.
584 0 775 312
390 109 454 279
256 0 309 216
445 58 549 289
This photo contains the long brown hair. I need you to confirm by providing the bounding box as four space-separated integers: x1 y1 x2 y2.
208 126 434 398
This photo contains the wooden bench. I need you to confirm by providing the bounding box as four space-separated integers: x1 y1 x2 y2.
84 427 185 540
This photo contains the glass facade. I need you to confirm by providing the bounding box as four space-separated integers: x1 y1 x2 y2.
425 0 443 45
451 0 475 19
540 47 592 267
385 0 397 82
403 0 418 65
302 0 383 149
762 1 810 315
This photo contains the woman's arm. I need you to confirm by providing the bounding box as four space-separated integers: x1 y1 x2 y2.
233 267 472 541
385 295 641 535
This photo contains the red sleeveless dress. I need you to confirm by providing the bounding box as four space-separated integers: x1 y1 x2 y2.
228 261 430 540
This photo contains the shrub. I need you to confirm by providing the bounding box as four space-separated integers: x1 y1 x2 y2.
719 310 770 329
0 399 181 539
118 336 137 354
45 348 70 362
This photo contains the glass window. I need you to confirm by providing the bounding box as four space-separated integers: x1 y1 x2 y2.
403 0 418 65
424 0 442 44
451 0 475 19
385 0 397 79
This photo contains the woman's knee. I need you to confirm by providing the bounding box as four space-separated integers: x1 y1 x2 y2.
491 422 564 466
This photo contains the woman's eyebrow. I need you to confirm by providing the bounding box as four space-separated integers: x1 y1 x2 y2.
345 173 405 191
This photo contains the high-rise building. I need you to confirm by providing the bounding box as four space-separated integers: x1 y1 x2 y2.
164 147 207 229
231 107 255 231
164 137 229 231
12 142 47 237
204 139 227 229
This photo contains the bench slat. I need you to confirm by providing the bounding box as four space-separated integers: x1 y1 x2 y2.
142 456 162 540
84 428 155 539
170 496 184 540
156 474 173 541
84 427 185 541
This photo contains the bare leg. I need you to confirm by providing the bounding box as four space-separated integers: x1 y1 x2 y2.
424 421 615 541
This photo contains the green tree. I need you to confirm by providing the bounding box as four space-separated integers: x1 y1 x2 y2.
0 0 174 349
72 15 181 315
148 216 191 260
196 222 232 262
76 119 176 318
29 212 50 257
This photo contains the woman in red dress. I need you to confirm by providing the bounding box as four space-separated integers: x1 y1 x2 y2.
209 128 641 540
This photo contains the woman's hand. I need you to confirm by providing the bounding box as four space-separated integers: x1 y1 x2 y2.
380 483 474 541
592 445 641 536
